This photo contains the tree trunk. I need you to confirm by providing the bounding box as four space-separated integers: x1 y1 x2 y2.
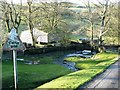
98 19 105 52
28 1 36 47
91 21 94 52
30 27 36 47
99 15 105 47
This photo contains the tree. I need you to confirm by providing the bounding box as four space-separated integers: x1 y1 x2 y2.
0 0 23 47
36 1 70 46
23 0 42 46
80 0 99 51
0 0 22 59
94 0 114 46
23 0 71 46
83 0 94 51
93 0 116 52
104 2 119 45
27 0 36 46
0 20 3 59
0 0 22 33
83 0 93 42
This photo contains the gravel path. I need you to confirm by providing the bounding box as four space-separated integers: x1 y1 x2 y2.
79 60 119 89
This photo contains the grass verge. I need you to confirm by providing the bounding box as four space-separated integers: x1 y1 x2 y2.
36 52 118 89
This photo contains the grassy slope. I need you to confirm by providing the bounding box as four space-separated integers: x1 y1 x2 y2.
36 52 118 89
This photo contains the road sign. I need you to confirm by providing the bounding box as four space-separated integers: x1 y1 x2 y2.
3 28 26 51
3 28 26 89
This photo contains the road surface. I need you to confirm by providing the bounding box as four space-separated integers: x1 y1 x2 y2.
79 60 119 89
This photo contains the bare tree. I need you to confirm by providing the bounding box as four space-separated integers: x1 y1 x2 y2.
81 0 99 51
23 0 70 46
94 0 113 46
27 0 36 46
37 1 70 45
93 0 115 52
0 20 3 59
0 0 22 33
82 0 95 51
23 0 41 46
104 2 118 45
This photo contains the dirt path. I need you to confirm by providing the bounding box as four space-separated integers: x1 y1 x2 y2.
79 61 119 89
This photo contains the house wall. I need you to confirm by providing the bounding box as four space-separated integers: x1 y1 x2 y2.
20 29 48 45
20 31 33 45
37 35 48 43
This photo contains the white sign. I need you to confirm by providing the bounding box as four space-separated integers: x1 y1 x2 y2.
3 28 26 51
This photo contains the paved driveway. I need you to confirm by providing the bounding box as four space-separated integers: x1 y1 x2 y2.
79 60 120 89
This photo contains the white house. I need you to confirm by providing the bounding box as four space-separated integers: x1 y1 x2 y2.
20 28 48 45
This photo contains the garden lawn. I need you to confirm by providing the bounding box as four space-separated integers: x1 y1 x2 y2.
36 52 118 89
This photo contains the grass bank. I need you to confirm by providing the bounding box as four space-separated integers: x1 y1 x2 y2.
36 52 118 89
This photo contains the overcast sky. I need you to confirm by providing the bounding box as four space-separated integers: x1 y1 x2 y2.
3 0 118 5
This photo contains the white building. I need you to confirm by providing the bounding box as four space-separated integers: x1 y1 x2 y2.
20 28 49 45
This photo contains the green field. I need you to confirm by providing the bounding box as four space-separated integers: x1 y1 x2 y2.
36 52 118 89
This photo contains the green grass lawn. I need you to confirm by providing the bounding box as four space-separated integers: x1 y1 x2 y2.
36 52 118 89
2 50 76 89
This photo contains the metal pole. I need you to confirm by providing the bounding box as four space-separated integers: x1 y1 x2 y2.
13 50 18 90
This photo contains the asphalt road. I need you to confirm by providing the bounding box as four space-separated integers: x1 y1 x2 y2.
79 60 120 89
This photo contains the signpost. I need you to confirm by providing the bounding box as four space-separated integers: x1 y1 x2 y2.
3 28 26 89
